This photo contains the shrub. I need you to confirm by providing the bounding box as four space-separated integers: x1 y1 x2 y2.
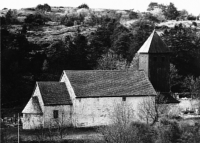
60 13 84 27
180 122 200 143
156 118 182 143
25 13 50 25
78 3 89 9
36 3 51 12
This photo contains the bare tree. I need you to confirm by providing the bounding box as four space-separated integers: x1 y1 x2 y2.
138 95 168 125
99 102 137 143
98 102 156 143
54 111 68 139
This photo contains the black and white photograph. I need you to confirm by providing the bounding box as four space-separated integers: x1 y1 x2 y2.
1 0 200 142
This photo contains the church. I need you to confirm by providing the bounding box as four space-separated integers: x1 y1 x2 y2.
22 30 171 129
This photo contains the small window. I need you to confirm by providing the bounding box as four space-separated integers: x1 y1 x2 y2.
53 110 58 118
122 97 126 101
154 57 157 61
162 57 165 62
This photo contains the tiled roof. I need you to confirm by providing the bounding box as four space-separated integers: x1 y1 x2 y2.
37 82 72 105
22 96 42 114
138 30 170 53
64 70 157 97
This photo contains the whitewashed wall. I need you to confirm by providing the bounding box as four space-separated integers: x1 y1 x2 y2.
22 114 43 129
43 105 72 128
73 96 154 127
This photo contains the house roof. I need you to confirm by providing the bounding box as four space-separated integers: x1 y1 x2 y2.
37 82 72 105
22 96 42 114
64 70 157 98
137 30 170 54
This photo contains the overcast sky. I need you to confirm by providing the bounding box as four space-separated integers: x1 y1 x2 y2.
1 0 200 15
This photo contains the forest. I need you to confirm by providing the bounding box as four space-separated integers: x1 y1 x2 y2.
1 2 200 109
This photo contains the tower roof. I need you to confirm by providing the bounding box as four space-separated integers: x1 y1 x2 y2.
137 30 170 54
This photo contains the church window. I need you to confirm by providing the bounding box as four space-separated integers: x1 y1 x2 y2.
53 110 58 118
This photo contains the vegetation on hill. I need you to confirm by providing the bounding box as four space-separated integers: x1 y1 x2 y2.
1 2 200 108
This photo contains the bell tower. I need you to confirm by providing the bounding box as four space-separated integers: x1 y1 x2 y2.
137 30 170 93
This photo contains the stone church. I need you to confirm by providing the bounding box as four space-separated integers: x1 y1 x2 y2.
22 30 171 129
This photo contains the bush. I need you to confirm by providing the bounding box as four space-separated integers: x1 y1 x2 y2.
99 122 156 143
180 122 200 143
187 15 196 20
156 118 182 143
36 3 51 12
60 13 84 27
77 3 89 9
25 13 50 25
129 11 138 19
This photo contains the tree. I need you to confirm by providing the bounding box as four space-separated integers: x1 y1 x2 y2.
156 118 182 143
138 95 168 125
99 103 156 143
5 9 19 24
129 11 138 19
183 76 200 99
179 9 189 20
147 2 158 11
165 3 179 20
170 64 182 92
36 4 51 12
78 3 89 9
150 8 166 22
162 24 200 77
111 23 133 60
25 13 50 26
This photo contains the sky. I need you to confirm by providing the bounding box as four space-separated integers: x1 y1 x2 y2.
1 0 200 15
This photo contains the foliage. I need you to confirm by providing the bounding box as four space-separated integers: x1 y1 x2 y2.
111 23 133 60
5 9 19 24
165 3 179 20
36 3 51 12
147 2 179 20
77 3 89 9
180 122 200 143
170 64 183 92
187 14 196 20
99 103 156 143
178 9 189 20
162 24 200 77
147 2 159 11
156 118 182 143
25 13 50 26
1 27 45 107
129 11 138 19
60 13 84 26
183 76 200 98
150 8 166 22
138 95 168 125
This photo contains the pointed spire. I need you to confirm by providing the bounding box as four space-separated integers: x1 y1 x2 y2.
137 30 170 54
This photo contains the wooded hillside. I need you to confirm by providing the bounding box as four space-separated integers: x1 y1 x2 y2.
1 2 200 109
